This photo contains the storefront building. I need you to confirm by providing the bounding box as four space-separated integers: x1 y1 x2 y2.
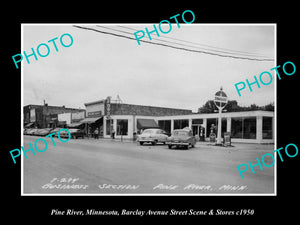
24 104 86 128
84 98 274 144
156 110 274 144
84 98 192 139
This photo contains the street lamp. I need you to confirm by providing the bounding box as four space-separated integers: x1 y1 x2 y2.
213 87 228 145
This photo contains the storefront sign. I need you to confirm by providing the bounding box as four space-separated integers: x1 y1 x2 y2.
106 96 111 118
71 111 85 122
87 111 102 117
30 108 36 122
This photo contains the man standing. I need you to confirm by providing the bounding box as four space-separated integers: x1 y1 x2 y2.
94 128 99 139
111 129 115 139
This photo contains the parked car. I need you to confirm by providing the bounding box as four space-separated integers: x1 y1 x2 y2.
24 128 32 135
52 128 63 137
27 128 39 136
137 128 168 145
167 128 196 150
35 128 53 136
58 128 85 139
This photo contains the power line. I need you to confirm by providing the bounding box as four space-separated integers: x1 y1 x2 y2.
97 25 240 56
99 25 269 58
117 25 270 58
73 25 274 62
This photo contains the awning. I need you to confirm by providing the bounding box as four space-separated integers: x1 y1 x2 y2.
25 122 34 128
67 122 84 128
80 117 102 124
137 119 159 129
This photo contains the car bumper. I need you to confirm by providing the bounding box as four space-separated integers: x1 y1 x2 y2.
166 142 189 146
138 138 155 142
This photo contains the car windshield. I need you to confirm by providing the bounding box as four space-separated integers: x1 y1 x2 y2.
173 131 189 136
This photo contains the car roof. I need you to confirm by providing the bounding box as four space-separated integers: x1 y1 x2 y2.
173 129 189 131
144 128 161 131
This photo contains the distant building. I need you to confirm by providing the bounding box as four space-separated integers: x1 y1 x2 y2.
23 104 85 128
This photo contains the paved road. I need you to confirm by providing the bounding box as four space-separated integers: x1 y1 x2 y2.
23 136 275 195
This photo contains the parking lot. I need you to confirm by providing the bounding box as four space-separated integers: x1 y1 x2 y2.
23 135 275 195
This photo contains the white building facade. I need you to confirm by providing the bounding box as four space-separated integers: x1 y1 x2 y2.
84 99 274 144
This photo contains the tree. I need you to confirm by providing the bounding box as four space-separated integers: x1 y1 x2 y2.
198 100 216 113
198 100 274 113
263 102 274 111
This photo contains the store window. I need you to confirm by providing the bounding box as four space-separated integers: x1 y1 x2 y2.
263 117 273 139
243 117 256 139
206 118 227 137
206 118 217 137
106 119 114 135
231 117 256 139
174 119 189 129
117 119 128 135
158 120 171 133
231 118 243 138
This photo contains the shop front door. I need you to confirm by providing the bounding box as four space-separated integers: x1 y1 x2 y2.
192 125 200 141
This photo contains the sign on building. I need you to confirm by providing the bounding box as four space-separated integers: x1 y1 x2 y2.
71 111 85 122
106 96 111 119
87 111 102 118
58 113 71 124
30 108 36 122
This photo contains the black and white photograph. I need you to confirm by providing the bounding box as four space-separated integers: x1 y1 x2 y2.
4 4 299 223
21 24 275 195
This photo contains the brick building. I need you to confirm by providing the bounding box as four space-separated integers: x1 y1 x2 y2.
83 98 192 138
24 104 86 128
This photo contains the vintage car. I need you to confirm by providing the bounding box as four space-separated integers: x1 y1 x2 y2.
167 128 196 150
137 128 168 145
35 128 54 136
58 128 85 139
52 128 62 136
27 128 39 136
23 128 32 135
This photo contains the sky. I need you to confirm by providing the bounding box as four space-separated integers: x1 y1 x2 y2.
22 24 275 112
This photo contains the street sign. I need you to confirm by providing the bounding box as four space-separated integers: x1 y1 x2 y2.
214 87 228 145
214 87 228 109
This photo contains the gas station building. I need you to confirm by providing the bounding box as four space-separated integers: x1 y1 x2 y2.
83 98 274 144
156 110 274 144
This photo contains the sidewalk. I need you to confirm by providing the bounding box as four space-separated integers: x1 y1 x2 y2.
83 137 136 143
76 137 274 151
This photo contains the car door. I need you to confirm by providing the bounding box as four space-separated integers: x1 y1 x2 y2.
155 129 162 142
188 130 194 144
159 130 168 142
189 130 196 145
